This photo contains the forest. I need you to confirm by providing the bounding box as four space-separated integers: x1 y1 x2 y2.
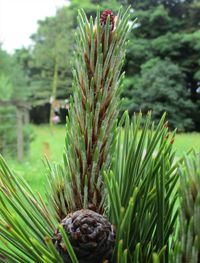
0 0 200 131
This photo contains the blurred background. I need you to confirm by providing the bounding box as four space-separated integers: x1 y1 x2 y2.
0 0 200 193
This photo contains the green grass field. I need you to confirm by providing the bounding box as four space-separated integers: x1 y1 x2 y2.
5 125 200 198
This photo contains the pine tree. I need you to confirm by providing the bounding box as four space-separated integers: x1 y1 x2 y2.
0 7 132 263
0 6 194 263
47 8 132 262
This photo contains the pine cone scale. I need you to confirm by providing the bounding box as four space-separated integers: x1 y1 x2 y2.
53 209 115 263
100 9 115 31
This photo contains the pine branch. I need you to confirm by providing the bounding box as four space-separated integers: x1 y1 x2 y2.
55 7 132 215
105 112 179 263
171 151 200 263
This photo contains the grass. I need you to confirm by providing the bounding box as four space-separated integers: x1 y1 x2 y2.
7 125 65 198
5 125 200 198
173 132 200 156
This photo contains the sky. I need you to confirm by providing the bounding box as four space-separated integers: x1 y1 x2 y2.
0 0 69 53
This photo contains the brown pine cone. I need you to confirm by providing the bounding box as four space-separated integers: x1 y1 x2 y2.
100 9 115 31
53 209 115 263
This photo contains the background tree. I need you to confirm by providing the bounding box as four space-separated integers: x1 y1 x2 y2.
0 45 29 100
125 58 196 131
120 0 200 131
0 46 30 157
3 0 199 130
70 0 121 15
30 7 74 124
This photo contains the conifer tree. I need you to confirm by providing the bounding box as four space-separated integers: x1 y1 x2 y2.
47 8 132 262
0 7 132 263
0 6 196 263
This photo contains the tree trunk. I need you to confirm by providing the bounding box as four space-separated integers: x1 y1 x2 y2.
49 59 58 126
16 108 23 161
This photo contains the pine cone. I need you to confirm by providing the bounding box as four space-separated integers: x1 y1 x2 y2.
53 209 115 263
100 9 115 31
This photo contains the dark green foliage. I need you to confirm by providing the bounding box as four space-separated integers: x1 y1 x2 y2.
126 58 196 131
120 0 200 131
